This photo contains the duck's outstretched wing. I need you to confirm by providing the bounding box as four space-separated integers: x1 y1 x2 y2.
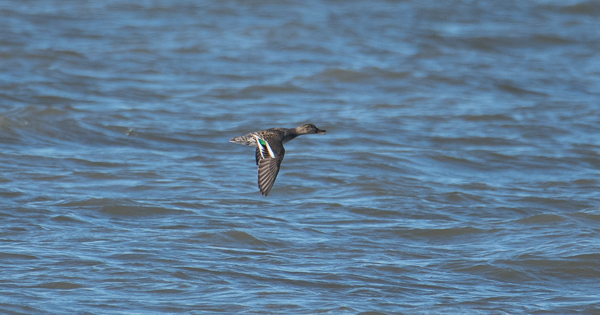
252 134 285 196
257 155 284 196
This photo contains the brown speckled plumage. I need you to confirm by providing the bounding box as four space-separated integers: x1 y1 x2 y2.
230 124 326 196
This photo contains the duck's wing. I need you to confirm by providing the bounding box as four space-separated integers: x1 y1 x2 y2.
257 153 284 196
253 133 285 196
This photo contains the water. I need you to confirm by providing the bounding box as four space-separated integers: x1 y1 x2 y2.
1 0 600 314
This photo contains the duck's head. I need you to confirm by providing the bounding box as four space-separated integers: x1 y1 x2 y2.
296 124 326 135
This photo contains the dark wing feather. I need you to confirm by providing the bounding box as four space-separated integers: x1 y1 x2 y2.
257 157 282 196
255 148 261 165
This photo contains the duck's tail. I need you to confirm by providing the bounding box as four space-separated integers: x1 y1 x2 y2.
229 133 257 146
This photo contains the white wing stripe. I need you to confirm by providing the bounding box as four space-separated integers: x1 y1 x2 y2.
252 134 265 159
263 140 276 158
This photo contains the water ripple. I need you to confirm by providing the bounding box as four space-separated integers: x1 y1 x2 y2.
1 0 600 314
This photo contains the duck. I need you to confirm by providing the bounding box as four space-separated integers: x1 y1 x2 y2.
230 124 326 196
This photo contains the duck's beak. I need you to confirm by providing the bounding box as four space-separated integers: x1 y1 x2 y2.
316 129 326 134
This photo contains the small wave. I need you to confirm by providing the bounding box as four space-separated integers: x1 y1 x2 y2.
221 230 271 249
349 207 402 217
238 84 308 97
60 198 190 216
32 282 84 290
0 252 39 260
496 82 548 96
460 114 516 122
516 214 567 224
313 68 372 83
50 215 86 224
453 263 538 282
100 204 183 216
408 226 491 239
561 1 600 16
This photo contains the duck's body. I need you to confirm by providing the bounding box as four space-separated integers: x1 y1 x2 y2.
230 124 326 196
